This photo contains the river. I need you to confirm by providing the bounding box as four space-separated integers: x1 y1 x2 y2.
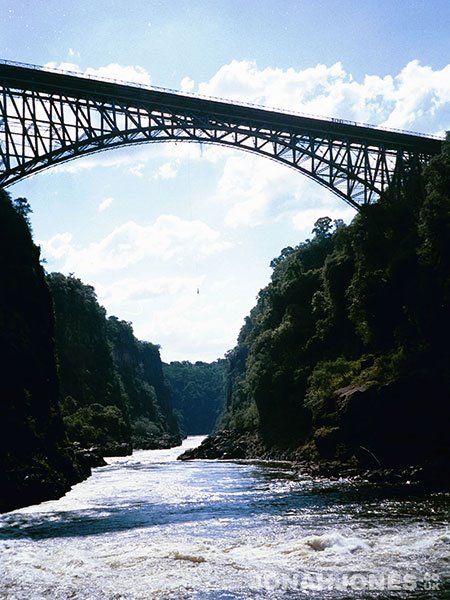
0 436 448 599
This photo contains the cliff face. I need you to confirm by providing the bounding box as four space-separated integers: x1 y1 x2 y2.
46 275 181 453
107 317 181 449
0 190 86 513
181 138 450 481
47 273 132 456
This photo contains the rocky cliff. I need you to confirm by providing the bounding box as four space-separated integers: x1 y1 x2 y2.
0 190 87 513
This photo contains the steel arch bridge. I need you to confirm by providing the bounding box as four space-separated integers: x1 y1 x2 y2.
0 61 443 209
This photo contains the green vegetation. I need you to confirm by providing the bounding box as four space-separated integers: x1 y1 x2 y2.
107 316 180 448
47 273 131 454
220 136 450 467
47 274 181 453
163 360 226 434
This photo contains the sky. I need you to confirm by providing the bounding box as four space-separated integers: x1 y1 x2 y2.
1 0 450 363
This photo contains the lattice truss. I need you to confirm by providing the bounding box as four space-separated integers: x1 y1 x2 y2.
0 83 427 208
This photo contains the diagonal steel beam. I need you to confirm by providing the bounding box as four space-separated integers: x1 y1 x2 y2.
0 61 443 208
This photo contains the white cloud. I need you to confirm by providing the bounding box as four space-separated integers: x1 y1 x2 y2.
128 163 145 177
39 232 73 260
99 276 201 304
197 60 349 114
194 59 450 135
49 150 136 175
43 61 83 74
180 76 195 93
137 293 240 362
42 58 450 205
187 59 449 229
39 215 232 276
84 63 151 87
41 58 450 186
93 273 244 362
44 61 152 87
381 60 450 132
214 152 333 228
48 146 160 175
217 154 273 226
98 196 113 212
36 58 450 240
154 160 180 180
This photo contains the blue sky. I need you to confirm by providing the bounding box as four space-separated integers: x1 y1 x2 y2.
1 0 450 362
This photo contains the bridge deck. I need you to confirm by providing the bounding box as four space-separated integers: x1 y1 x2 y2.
0 62 442 156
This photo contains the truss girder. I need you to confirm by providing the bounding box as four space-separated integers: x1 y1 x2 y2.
0 63 443 209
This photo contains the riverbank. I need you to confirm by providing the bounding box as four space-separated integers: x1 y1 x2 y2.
178 429 450 489
1 433 184 514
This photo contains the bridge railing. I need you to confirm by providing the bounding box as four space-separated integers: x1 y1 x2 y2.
0 58 444 141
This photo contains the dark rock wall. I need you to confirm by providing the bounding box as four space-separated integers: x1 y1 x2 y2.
0 190 86 513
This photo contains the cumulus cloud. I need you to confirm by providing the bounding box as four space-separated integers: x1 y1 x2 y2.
41 58 450 188
43 61 83 74
40 58 450 231
43 58 449 159
216 154 282 226
44 61 151 87
180 76 195 93
195 59 450 135
198 60 347 113
100 276 201 304
137 293 240 362
186 59 449 227
40 232 73 260
213 151 336 227
92 273 243 362
39 215 232 276
154 160 180 180
98 196 113 212
84 63 151 86
381 60 450 132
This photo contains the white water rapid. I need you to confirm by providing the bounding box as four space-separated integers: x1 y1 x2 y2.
0 436 448 599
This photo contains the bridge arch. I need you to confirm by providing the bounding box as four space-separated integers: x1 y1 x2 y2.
0 61 443 209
